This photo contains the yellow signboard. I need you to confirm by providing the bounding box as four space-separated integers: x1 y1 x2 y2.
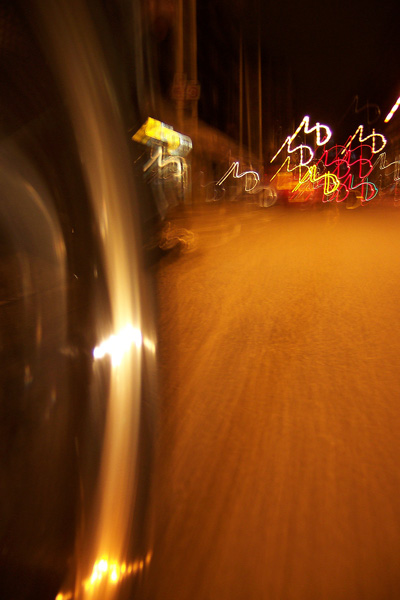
132 117 192 156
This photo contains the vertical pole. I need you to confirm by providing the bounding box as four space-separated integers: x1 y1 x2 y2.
189 0 198 203
239 32 243 165
190 0 198 126
245 56 252 162
175 0 184 131
258 29 263 171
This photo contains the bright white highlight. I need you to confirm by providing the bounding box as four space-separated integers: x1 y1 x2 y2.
93 324 143 366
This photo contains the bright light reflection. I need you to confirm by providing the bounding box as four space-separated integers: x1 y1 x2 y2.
93 324 143 366
55 553 152 599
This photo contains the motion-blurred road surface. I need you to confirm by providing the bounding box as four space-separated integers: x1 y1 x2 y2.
145 200 400 600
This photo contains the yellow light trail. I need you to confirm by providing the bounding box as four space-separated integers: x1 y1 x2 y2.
342 125 387 154
384 96 400 123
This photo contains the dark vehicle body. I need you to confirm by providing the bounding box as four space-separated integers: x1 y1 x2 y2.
0 1 158 598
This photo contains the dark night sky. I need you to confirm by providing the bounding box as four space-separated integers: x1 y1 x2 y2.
198 0 400 143
257 0 400 131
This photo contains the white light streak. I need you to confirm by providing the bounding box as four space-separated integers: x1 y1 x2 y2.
372 152 400 181
270 116 332 164
216 161 260 191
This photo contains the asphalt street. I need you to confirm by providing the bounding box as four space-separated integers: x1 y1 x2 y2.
142 198 400 600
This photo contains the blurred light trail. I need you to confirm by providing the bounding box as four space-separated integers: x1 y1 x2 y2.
292 165 340 196
342 125 387 154
372 152 400 181
384 96 400 122
216 161 260 192
270 116 332 165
